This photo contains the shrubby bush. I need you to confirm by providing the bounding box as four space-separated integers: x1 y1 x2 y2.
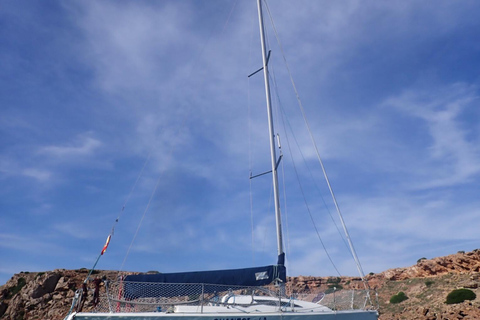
326 277 341 284
390 291 408 304
445 289 476 304
425 280 434 287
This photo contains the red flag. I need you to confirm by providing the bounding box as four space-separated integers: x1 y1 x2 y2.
101 235 111 255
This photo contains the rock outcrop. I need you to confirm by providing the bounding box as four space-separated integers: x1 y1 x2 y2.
0 269 119 320
380 250 480 281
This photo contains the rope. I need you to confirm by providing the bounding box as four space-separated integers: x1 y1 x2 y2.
273 84 342 277
116 0 241 272
247 3 256 266
279 145 291 259
264 0 368 288
264 29 342 275
83 152 152 283
277 103 351 253
264 53 291 264
119 167 163 272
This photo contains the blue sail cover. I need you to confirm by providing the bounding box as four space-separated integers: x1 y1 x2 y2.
125 264 286 286
123 263 286 299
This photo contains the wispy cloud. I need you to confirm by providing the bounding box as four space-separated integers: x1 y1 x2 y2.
22 168 52 181
39 134 102 160
0 155 52 183
72 1 198 95
385 83 480 188
2 0 480 285
51 222 100 240
0 133 103 185
0 233 59 254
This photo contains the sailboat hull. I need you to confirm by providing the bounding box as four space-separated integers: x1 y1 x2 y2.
67 311 379 320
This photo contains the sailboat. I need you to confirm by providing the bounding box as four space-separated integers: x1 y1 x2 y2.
65 1 378 319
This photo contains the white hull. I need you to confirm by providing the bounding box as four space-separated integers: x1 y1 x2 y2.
67 310 378 320
65 288 378 320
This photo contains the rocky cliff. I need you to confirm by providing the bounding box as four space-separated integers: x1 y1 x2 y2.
1 250 480 320
380 250 480 281
371 249 480 319
0 269 120 320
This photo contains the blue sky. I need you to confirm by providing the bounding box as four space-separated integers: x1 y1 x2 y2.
1 0 480 286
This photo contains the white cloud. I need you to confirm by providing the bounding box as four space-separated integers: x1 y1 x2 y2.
72 1 197 94
39 134 102 159
0 233 59 254
385 83 480 188
51 222 99 240
2 0 480 286
0 155 52 183
22 168 51 181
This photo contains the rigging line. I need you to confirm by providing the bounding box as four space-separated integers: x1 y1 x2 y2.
268 53 350 250
263 184 274 255
267 45 346 266
119 165 163 272
247 0 257 266
269 65 342 277
268 66 350 253
116 0 242 273
265 1 368 287
261 12 290 261
268 56 343 268
251 2 277 261
265 48 288 264
279 133 291 261
268 77 291 265
249 173 255 265
248 46 255 267
265 56 291 263
281 111 342 277
84 151 152 283
219 0 239 35
114 151 153 235
278 102 351 254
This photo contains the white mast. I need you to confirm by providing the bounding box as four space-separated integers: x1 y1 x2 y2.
256 0 284 260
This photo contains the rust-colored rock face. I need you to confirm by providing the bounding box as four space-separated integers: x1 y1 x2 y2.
379 250 480 281
1 250 480 320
